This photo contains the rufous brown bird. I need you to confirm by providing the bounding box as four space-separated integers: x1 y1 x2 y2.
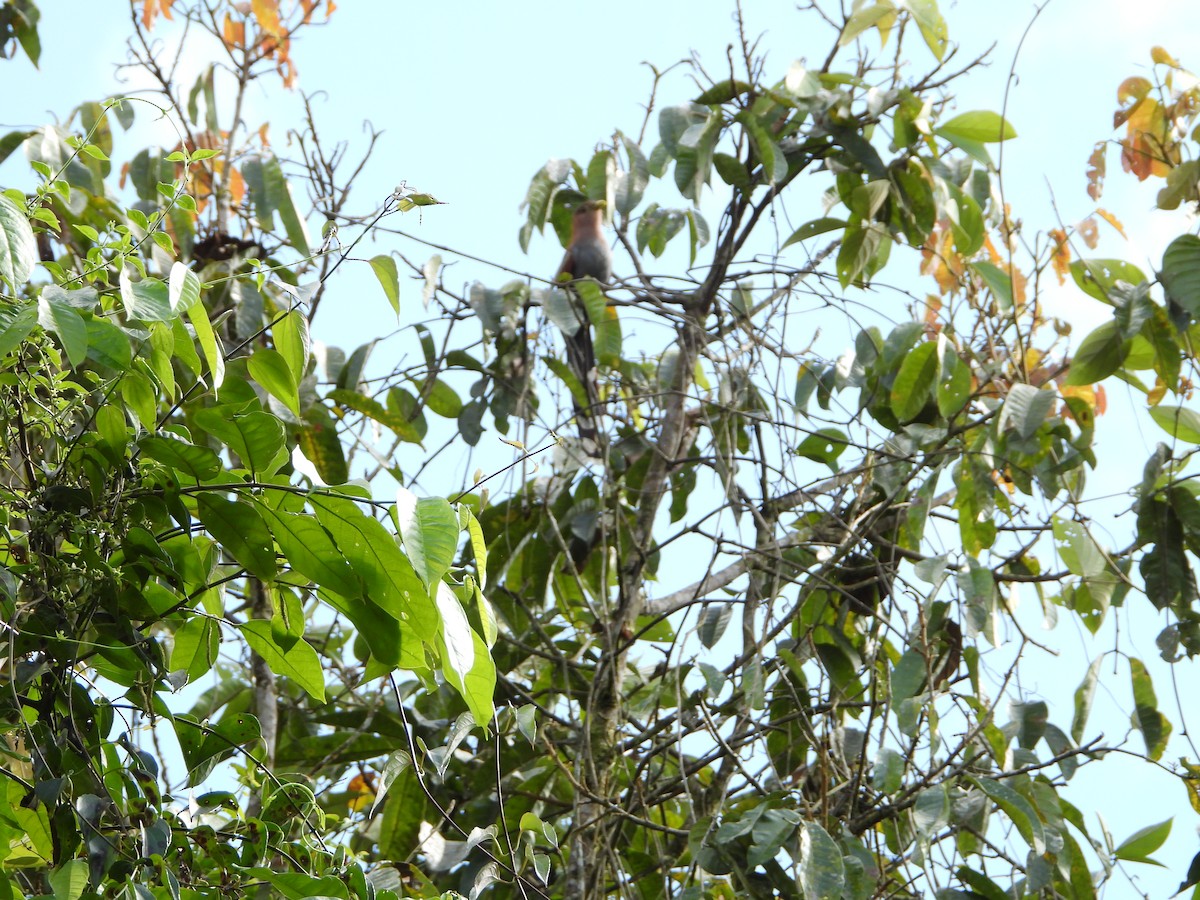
556 199 612 453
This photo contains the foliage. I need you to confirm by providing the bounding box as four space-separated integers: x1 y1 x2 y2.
2 2 1200 900
0 2 491 899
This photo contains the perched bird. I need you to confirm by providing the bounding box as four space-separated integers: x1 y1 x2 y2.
556 200 612 452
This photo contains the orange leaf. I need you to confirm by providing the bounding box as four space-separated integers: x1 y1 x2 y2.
347 772 376 813
222 13 245 50
983 233 1003 264
257 123 271 148
1116 76 1153 108
1095 208 1127 239
921 228 961 295
1121 99 1171 181
1011 266 1028 310
142 0 174 30
1049 228 1070 285
1086 141 1106 201
227 166 246 206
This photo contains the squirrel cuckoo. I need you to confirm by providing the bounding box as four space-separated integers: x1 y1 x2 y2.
556 200 612 452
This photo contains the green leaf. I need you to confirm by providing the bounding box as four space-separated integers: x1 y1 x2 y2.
193 409 288 476
0 194 36 293
937 187 980 257
422 377 462 418
890 650 927 701
783 217 846 248
176 712 261 786
576 279 621 368
936 110 1016 143
836 219 885 287
171 615 220 681
697 604 733 649
1052 518 1106 578
794 428 848 472
1071 655 1103 743
395 487 458 590
1130 657 1171 761
263 155 311 256
913 784 950 837
274 309 310 384
970 260 1013 308
37 294 87 368
999 383 1055 439
240 619 325 701
299 405 350 484
1115 818 1171 863
168 261 202 313
0 301 38 357
139 434 222 480
435 581 496 726
248 347 300 416
258 505 362 600
369 254 400 316
120 369 157 430
197 493 278 580
1066 320 1127 385
85 317 132 371
937 345 971 417
1148 404 1200 444
48 859 87 900
907 0 948 59
890 341 937 422
1070 258 1148 305
695 78 754 105
458 508 487 592
713 152 750 192
121 272 172 322
839 2 896 47
184 287 225 388
798 821 845 899
309 495 438 660
1162 234 1200 318
971 777 1045 853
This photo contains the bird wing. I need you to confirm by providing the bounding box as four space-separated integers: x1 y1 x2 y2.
557 247 574 281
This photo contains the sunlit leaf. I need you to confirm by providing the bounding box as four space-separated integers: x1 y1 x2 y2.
0 194 36 292
369 254 400 316
395 487 458 591
197 493 277 580
936 110 1017 143
798 821 844 898
240 619 325 701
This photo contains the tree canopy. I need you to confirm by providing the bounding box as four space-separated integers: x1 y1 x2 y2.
1 1 1200 899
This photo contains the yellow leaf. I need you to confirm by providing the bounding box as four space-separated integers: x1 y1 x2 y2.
1095 208 1127 239
1151 46 1180 68
1147 377 1167 406
251 0 284 37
